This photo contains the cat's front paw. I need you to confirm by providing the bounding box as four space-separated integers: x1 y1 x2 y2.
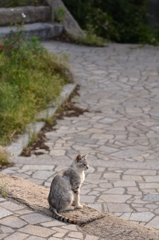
76 204 83 209
64 206 75 212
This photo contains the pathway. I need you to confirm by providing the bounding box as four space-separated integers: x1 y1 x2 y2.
1 41 159 239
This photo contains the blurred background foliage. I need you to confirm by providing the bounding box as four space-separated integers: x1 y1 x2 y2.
62 0 159 44
0 0 159 44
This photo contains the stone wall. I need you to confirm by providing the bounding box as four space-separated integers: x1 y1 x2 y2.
46 0 85 38
0 6 51 26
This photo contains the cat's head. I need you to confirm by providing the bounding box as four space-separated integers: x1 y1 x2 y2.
75 154 89 171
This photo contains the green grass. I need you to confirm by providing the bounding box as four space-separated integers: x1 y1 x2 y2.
55 7 66 24
66 30 107 47
76 31 107 47
0 34 72 145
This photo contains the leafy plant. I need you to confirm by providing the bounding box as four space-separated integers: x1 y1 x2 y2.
63 0 159 44
75 32 106 47
65 23 107 47
55 7 66 23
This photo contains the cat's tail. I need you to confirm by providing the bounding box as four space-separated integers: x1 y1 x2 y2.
50 206 77 224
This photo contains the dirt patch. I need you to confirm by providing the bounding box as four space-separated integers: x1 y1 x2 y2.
81 216 159 240
20 131 50 157
21 85 89 157
0 162 14 170
53 33 79 45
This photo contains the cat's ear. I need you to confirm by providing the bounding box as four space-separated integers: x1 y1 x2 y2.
76 154 82 162
83 153 88 159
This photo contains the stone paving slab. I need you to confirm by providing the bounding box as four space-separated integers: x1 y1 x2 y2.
5 83 76 158
1 174 159 240
1 41 159 238
0 194 99 240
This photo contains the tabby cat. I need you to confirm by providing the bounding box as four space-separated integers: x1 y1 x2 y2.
48 154 89 224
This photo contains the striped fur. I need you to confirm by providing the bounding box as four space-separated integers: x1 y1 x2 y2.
50 206 77 224
48 154 89 224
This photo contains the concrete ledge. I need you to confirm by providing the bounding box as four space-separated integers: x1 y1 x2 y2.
0 6 51 26
0 173 104 225
0 173 159 239
0 22 63 40
82 216 159 240
5 83 76 157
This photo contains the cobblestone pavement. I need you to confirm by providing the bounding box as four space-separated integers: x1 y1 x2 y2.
1 41 159 239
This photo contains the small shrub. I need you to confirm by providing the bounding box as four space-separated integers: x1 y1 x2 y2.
55 7 66 24
74 31 106 47
66 24 107 47
63 0 159 44
0 147 9 165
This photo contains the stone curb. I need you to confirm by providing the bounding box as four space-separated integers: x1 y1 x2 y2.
0 173 105 225
0 22 64 40
5 83 77 158
46 0 85 38
0 6 51 26
0 173 159 240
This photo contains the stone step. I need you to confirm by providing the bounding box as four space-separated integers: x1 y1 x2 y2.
0 6 51 26
0 22 63 40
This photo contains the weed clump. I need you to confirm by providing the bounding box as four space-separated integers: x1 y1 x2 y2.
74 31 107 47
0 146 9 166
